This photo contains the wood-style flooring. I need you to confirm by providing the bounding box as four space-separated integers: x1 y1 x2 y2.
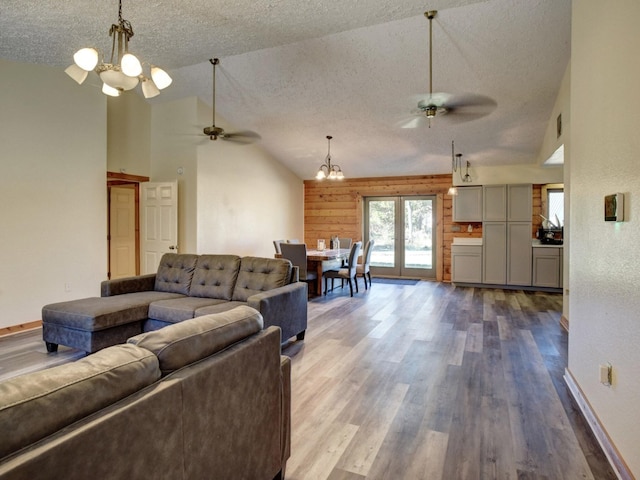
282 280 616 480
0 280 616 479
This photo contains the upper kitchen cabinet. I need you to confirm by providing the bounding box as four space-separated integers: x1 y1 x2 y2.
452 186 483 222
482 184 532 221
507 184 533 221
483 185 507 221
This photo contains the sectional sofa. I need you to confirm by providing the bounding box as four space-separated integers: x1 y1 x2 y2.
0 306 291 480
42 253 308 353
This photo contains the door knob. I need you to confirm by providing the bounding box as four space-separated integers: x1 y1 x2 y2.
169 245 177 250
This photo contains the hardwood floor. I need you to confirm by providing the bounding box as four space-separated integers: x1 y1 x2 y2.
282 280 616 480
0 280 616 479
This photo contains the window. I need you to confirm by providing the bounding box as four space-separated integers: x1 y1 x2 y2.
542 183 564 227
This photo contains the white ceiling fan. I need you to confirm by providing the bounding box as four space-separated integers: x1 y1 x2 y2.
402 10 497 129
203 58 260 144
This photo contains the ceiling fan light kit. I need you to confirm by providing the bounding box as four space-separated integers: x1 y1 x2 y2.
316 136 344 180
66 0 172 98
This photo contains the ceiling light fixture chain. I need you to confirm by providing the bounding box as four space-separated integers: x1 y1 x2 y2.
316 135 345 180
65 0 172 99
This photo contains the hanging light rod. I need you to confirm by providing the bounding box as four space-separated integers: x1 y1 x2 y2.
448 140 472 195
316 135 345 180
65 0 172 98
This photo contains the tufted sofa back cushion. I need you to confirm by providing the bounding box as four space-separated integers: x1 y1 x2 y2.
189 255 241 300
232 257 292 302
154 254 198 295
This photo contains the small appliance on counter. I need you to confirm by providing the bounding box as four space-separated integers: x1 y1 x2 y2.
538 227 563 245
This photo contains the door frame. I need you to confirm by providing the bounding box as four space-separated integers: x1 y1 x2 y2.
364 195 437 279
106 171 149 279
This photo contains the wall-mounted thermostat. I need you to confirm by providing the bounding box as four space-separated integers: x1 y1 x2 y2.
604 193 624 222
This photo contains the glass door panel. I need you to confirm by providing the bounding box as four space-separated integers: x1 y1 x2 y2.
365 196 436 278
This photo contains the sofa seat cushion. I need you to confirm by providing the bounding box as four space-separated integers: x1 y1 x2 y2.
42 292 185 332
194 301 248 317
232 257 292 302
0 343 160 459
128 305 263 375
148 297 229 324
189 255 241 300
154 253 198 295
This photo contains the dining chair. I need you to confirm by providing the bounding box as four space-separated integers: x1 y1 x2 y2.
273 239 286 254
280 243 317 293
337 238 352 249
287 239 300 244
323 241 362 297
356 239 374 290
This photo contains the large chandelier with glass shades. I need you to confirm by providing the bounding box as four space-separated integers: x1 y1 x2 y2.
65 0 172 98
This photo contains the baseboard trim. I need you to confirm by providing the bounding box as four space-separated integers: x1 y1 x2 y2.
560 314 569 332
564 368 633 480
0 320 42 338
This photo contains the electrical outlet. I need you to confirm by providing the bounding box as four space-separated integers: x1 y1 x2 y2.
599 363 612 387
64 282 71 292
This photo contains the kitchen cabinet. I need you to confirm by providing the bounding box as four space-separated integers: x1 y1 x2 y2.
483 184 532 221
452 186 483 222
532 246 563 288
482 184 532 286
451 245 482 283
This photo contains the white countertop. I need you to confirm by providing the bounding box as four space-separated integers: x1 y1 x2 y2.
532 240 563 248
452 238 483 246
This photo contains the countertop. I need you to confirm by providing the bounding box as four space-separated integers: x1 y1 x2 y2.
532 239 563 248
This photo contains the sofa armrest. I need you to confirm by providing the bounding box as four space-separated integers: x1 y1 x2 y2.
101 274 156 297
280 355 291 470
247 282 308 342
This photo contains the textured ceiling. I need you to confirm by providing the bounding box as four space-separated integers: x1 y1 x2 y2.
0 0 571 179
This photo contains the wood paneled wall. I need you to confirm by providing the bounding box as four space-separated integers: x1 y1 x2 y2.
304 177 544 283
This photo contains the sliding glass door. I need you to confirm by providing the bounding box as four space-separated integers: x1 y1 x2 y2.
364 196 436 278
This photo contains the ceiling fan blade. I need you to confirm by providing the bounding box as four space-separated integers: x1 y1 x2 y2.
221 130 261 145
414 92 452 109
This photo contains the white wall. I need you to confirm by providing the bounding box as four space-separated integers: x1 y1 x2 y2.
0 59 107 329
149 96 304 258
570 2 640 475
107 93 151 176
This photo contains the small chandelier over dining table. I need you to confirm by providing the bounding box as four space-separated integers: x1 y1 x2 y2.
65 0 172 98
316 135 345 180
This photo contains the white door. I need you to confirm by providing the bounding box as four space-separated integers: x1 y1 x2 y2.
141 181 178 274
109 186 137 279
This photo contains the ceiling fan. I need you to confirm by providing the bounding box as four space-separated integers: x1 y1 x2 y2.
203 58 260 144
402 10 496 129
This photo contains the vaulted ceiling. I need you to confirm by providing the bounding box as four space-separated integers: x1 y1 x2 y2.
0 0 571 179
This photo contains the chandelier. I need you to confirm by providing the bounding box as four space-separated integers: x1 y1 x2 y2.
447 140 472 195
316 135 344 180
65 0 172 98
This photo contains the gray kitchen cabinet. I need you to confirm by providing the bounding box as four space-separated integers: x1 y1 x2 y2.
452 186 483 222
483 222 507 284
507 223 533 285
482 183 533 286
508 184 533 221
451 245 483 283
532 246 562 288
483 184 532 221
483 185 507 221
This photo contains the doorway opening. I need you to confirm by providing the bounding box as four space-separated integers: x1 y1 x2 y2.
364 195 436 279
107 172 149 279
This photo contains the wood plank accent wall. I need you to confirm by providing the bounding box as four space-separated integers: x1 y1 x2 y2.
304 178 545 284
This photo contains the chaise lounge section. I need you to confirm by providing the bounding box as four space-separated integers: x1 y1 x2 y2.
42 253 308 353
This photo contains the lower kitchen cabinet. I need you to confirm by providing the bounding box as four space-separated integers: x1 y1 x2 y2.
532 246 562 288
451 245 482 283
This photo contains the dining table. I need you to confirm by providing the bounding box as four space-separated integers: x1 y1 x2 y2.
276 248 351 295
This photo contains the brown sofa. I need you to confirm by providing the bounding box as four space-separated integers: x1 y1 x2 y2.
0 306 291 480
42 253 308 353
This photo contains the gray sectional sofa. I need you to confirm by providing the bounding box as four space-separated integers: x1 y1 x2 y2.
0 306 291 480
42 253 308 353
